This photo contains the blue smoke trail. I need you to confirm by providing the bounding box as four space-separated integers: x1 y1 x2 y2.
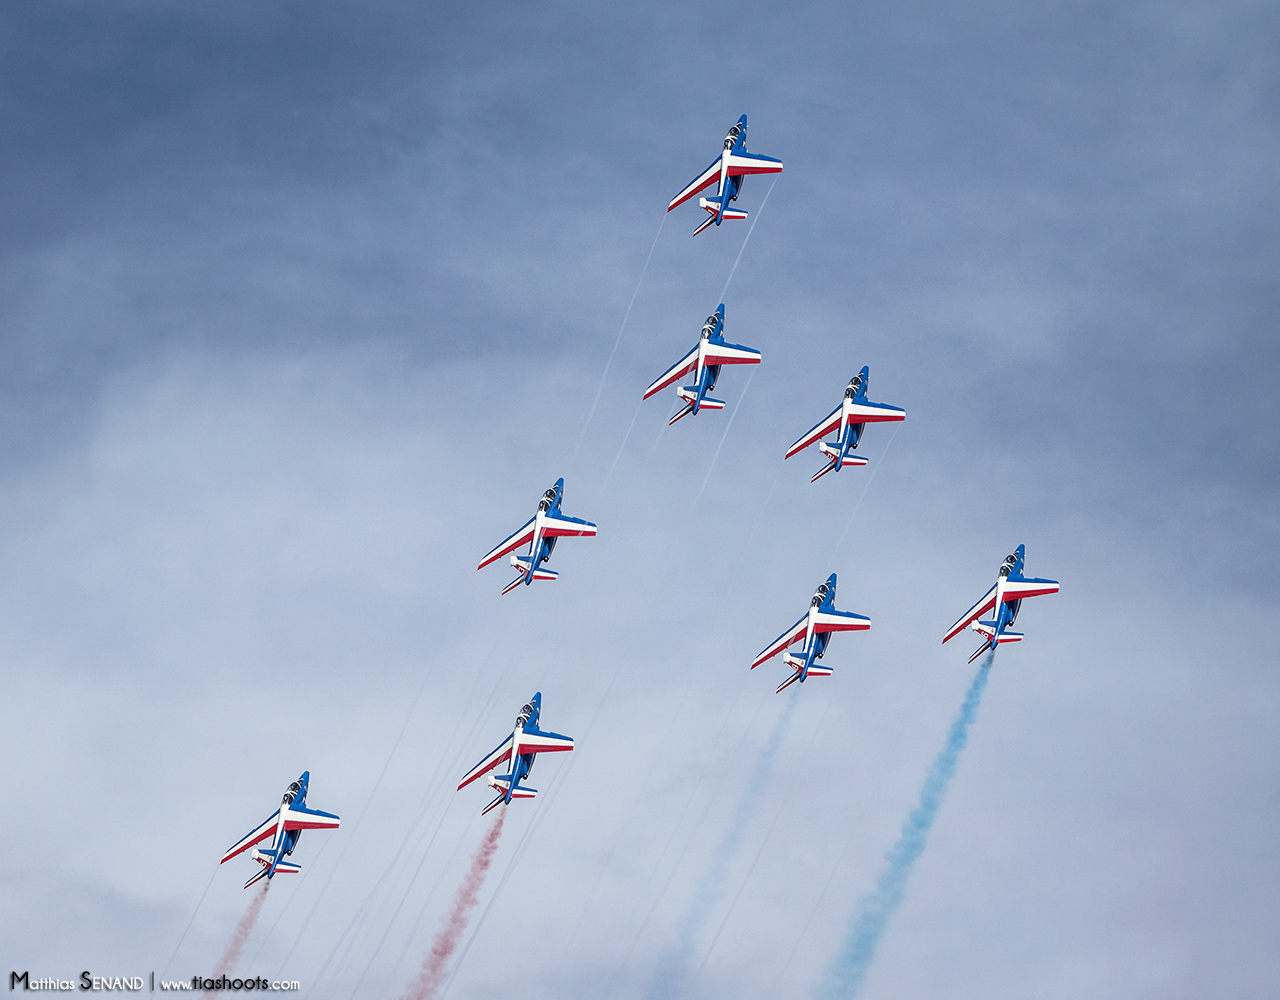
644 691 799 1000
816 655 993 1000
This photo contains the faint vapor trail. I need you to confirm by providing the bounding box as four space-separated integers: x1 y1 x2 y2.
402 808 506 1000
829 425 899 563
643 692 798 1000
575 214 666 459
816 655 993 1000
687 365 758 518
205 882 269 990
161 868 216 979
718 178 777 303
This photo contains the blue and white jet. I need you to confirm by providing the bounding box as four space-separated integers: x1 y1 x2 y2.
220 771 340 889
667 115 784 237
478 478 597 595
785 367 907 482
752 574 871 693
643 304 761 425
457 693 574 815
944 545 1060 663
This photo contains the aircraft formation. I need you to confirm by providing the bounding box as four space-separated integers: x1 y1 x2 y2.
217 116 1061 985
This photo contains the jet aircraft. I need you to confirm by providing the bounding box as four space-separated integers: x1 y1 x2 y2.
220 771 340 889
667 115 784 237
752 574 871 693
785 367 907 482
478 478 597 595
944 544 1060 663
643 304 761 425
458 693 574 815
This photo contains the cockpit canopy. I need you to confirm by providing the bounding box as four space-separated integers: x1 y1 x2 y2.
844 374 863 399
811 583 830 607
538 487 557 512
999 553 1017 577
516 702 535 728
723 123 741 149
282 780 301 805
701 315 718 338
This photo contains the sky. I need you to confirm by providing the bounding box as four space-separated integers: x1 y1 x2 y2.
1 1 1278 997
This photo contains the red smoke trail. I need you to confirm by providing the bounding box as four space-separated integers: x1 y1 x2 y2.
205 882 269 992
402 807 507 1000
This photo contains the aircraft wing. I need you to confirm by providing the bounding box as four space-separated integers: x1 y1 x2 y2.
220 809 281 864
519 728 575 754
847 399 906 422
478 515 537 570
752 613 809 669
281 804 341 832
943 583 999 644
786 404 843 459
1004 576 1059 600
540 514 597 538
725 151 784 176
668 156 722 212
813 608 871 633
703 340 761 367
458 733 515 790
644 345 700 399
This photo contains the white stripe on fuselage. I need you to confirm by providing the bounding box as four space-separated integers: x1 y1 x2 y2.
506 720 529 801
801 603 819 678
992 574 1008 649
839 396 854 459
270 808 287 874
527 515 545 583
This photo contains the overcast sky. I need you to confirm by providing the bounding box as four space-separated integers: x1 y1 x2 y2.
1 2 1277 998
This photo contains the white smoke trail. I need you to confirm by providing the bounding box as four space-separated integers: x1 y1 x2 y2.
575 214 666 459
815 655 993 999
718 178 777 302
643 692 799 999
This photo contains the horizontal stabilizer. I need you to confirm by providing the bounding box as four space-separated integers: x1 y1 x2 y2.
819 442 869 466
805 665 833 677
511 557 556 583
244 866 270 890
811 460 838 483
250 847 302 876
482 793 506 816
482 777 536 814
776 671 803 694
972 622 1020 644
489 773 538 798
968 642 994 664
243 860 300 889
698 197 748 221
676 387 725 410
501 576 526 596
669 401 696 425
692 213 718 237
